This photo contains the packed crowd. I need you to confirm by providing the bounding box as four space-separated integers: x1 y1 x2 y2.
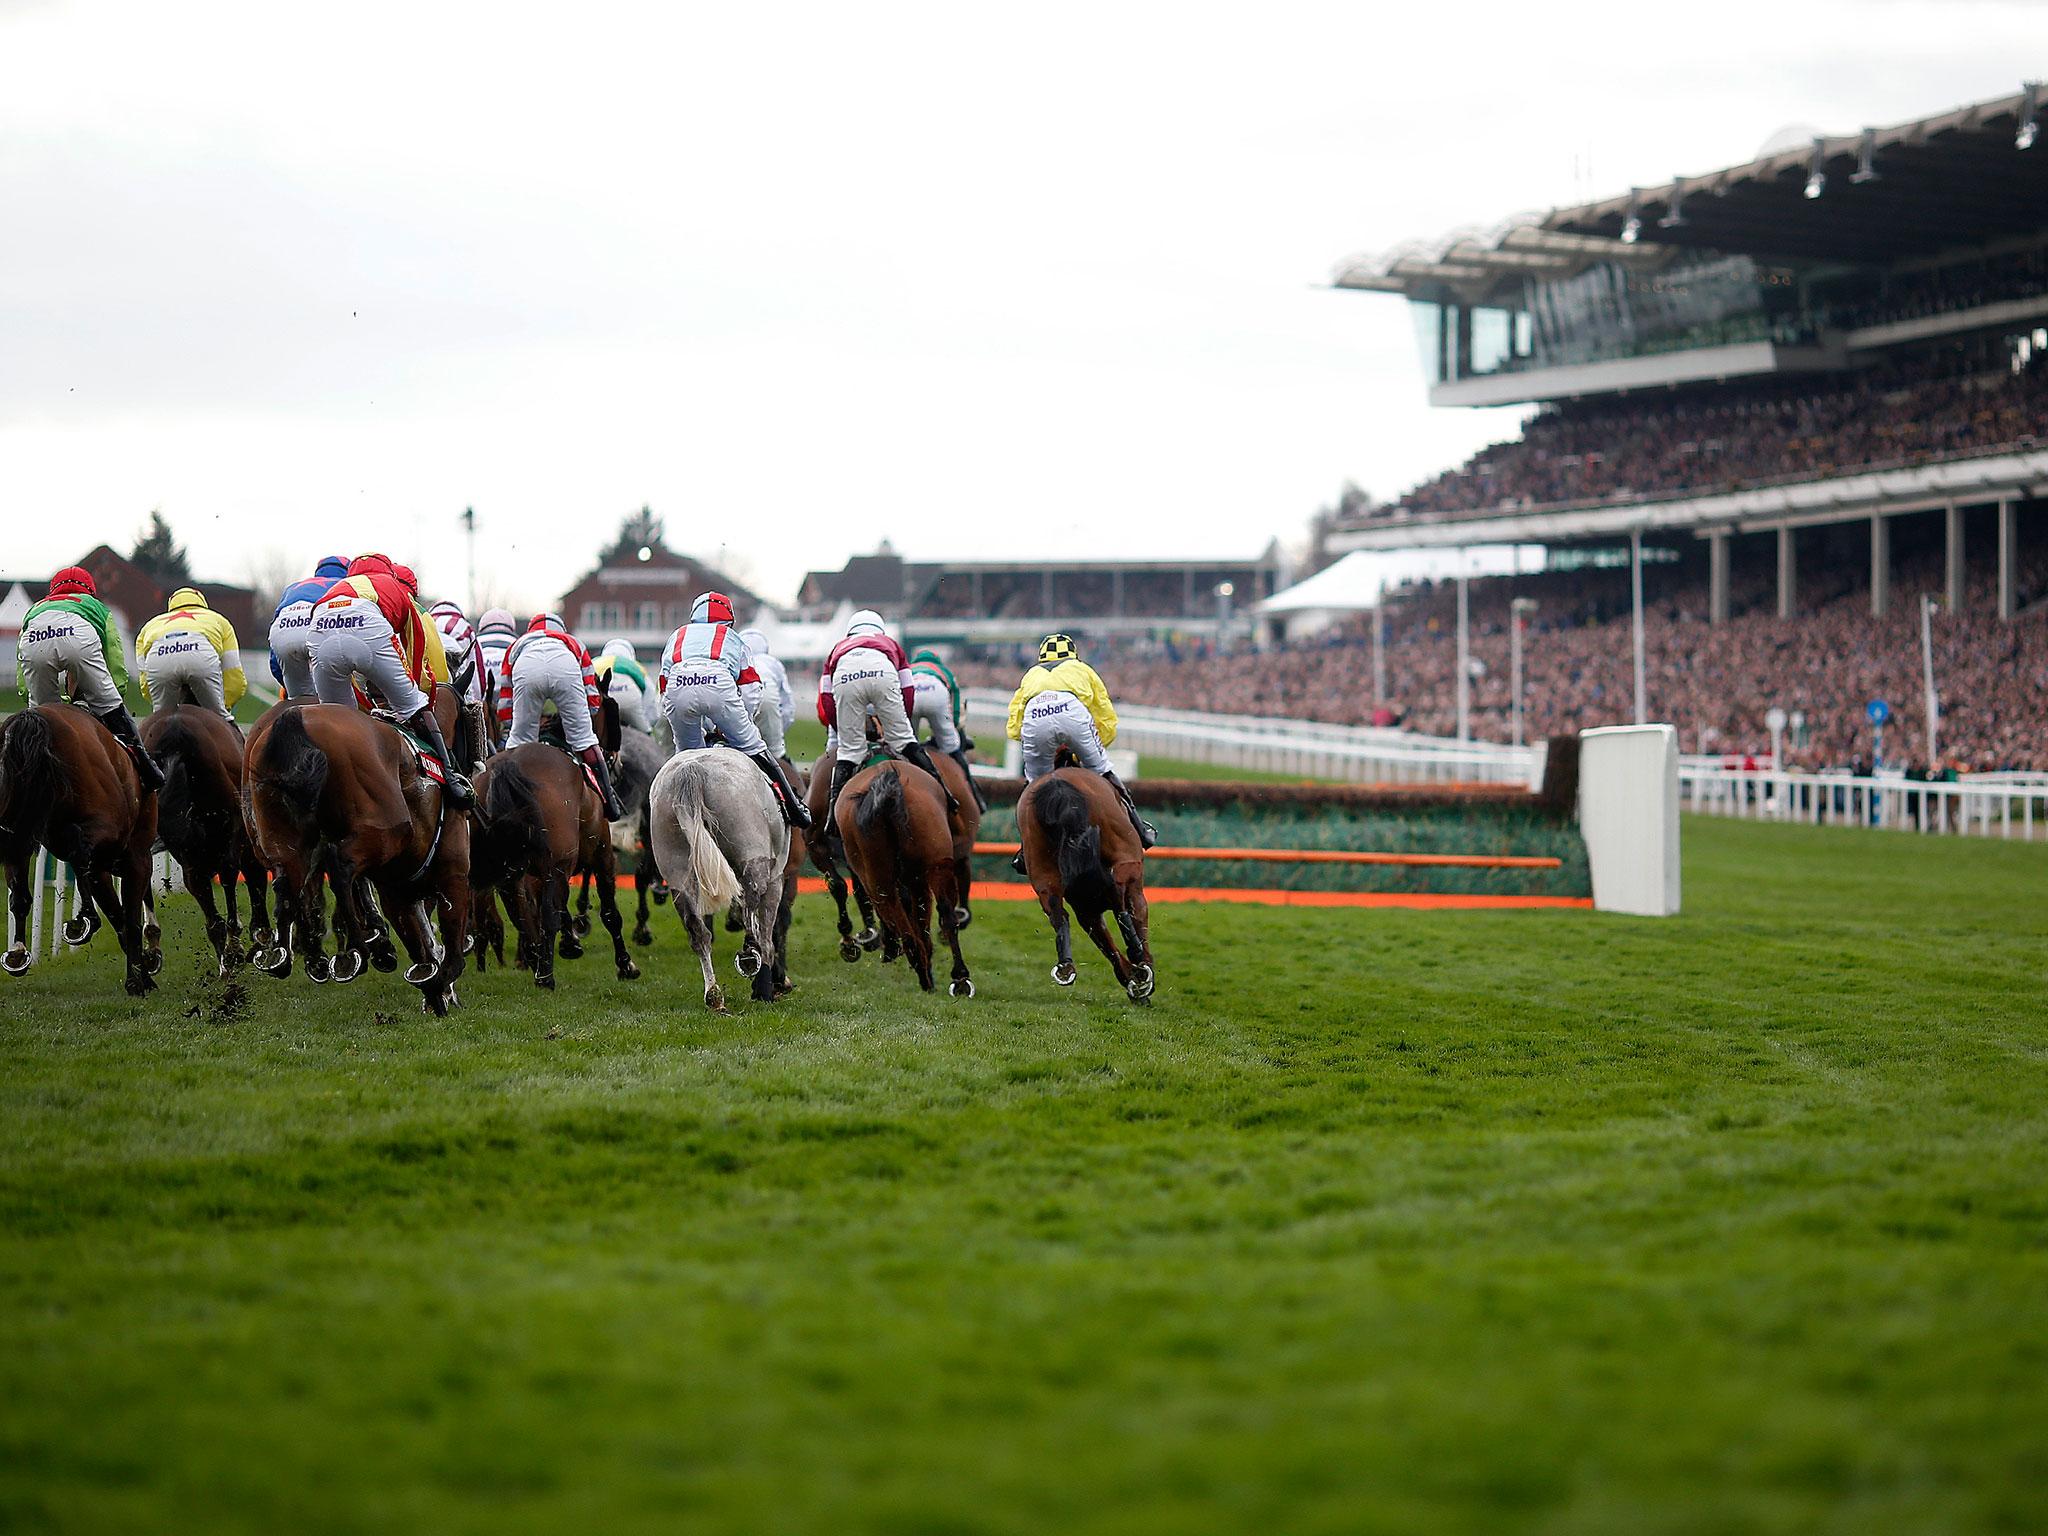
957 539 2048 772
1391 351 2048 519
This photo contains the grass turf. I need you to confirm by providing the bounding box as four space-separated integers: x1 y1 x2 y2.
2 815 2045 1534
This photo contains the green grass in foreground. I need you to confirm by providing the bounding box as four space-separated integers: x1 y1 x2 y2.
3 816 2047 1534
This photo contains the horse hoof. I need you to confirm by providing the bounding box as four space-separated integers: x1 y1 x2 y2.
839 940 863 963
856 929 881 952
258 948 291 979
125 973 153 997
1127 964 1154 1001
61 917 93 946
618 962 641 981
250 927 275 950
572 915 592 938
533 972 556 991
650 885 670 906
142 948 163 976
632 928 653 947
144 924 162 947
950 977 975 998
307 956 333 984
2 947 29 977
735 949 761 978
332 950 365 984
953 907 972 930
1051 962 1076 987
558 939 584 960
404 961 438 986
704 985 726 1013
369 941 398 974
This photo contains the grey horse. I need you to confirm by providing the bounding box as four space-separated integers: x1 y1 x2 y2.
648 747 792 1011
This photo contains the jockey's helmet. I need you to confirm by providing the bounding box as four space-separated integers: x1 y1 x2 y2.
48 567 96 599
393 565 420 597
430 599 464 619
168 586 208 611
1038 633 1078 665
477 608 516 634
739 628 769 656
314 555 349 579
601 638 638 661
348 553 397 581
533 612 566 631
847 609 886 638
912 647 941 666
691 591 734 625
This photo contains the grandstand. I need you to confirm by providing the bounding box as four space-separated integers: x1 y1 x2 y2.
1185 83 2048 771
797 543 1284 641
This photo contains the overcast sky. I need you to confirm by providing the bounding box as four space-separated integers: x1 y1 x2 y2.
1 0 2039 609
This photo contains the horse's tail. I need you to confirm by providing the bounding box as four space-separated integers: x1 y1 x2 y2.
0 709 59 841
1035 776 1114 917
473 757 549 885
261 706 329 834
668 764 741 918
854 762 906 844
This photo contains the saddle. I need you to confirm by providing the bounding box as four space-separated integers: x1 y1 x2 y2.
373 711 448 787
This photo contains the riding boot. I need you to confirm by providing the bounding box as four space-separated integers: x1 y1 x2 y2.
949 746 987 810
579 745 625 821
822 758 856 838
96 706 166 791
405 706 475 810
750 751 814 830
1101 769 1157 849
902 741 961 814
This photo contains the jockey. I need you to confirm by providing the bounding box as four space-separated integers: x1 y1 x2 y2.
1007 633 1155 858
136 587 247 722
428 599 488 707
738 627 795 763
308 553 474 809
392 566 452 693
909 646 984 809
474 608 519 691
496 613 624 820
593 639 654 734
15 567 165 790
658 592 811 829
817 609 956 832
269 554 349 698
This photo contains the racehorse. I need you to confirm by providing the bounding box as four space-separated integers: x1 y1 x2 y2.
141 704 271 973
835 761 974 997
470 741 641 989
805 741 883 961
1015 767 1154 1002
0 705 160 995
243 702 470 1014
648 747 792 1012
571 722 665 946
928 746 981 931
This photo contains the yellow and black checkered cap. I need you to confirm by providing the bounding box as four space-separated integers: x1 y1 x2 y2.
1038 633 1078 664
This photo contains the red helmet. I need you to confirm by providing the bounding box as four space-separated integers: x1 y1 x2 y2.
692 591 734 625
347 553 397 580
48 566 96 598
393 564 420 597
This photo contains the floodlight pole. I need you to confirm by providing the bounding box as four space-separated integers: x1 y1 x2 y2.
1921 594 1940 766
1510 596 1537 749
1455 566 1470 743
1630 528 1647 725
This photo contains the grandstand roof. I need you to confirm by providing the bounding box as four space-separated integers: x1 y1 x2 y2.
1336 84 2047 304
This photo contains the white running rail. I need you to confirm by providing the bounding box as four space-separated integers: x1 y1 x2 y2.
1680 764 2048 840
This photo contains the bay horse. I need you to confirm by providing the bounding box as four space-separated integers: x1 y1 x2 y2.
242 703 470 1014
929 746 981 931
142 704 271 973
0 705 159 995
648 748 792 1012
805 743 883 961
835 761 973 997
1016 768 1154 1002
470 741 640 990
